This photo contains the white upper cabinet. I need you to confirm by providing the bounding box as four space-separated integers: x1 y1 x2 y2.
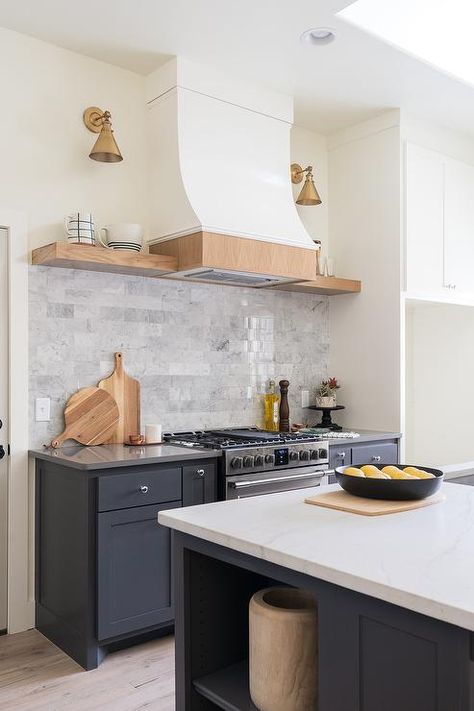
405 143 444 293
406 142 474 301
444 158 474 294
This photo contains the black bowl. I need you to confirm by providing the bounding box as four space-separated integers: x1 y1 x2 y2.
335 464 444 501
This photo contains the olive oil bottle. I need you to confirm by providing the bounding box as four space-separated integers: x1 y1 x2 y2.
263 379 279 431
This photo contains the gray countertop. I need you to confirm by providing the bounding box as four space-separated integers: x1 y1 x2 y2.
29 443 220 470
29 429 401 471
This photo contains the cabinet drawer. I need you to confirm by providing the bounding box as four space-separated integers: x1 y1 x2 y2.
351 442 398 466
329 447 351 470
98 467 182 512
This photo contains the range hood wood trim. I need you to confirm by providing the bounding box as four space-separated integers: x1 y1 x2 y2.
32 242 178 277
149 231 317 282
269 276 362 295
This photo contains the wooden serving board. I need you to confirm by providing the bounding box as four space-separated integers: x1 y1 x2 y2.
304 489 445 516
51 387 119 448
98 352 140 444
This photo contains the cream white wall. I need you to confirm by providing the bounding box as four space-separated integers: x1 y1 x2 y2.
406 301 474 467
0 27 148 250
291 126 329 252
328 112 402 431
0 25 326 253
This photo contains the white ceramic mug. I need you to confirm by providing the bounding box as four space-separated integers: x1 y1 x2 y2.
64 212 96 245
98 223 143 251
145 424 162 444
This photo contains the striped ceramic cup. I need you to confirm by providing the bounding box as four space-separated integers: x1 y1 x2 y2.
64 212 96 245
99 223 143 251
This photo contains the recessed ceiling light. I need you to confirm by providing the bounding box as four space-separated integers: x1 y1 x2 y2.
300 28 336 46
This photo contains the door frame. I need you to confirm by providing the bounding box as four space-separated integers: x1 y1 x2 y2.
0 210 30 633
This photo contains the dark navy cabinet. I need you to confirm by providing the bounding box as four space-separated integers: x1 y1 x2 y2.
173 533 472 711
182 463 217 506
97 500 180 640
329 437 400 472
35 457 217 669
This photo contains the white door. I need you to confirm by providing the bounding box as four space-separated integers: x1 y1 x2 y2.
0 229 8 630
444 157 474 295
405 143 445 293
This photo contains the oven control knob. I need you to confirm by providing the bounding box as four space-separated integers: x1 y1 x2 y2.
243 455 254 468
289 451 299 461
299 450 310 461
310 449 319 460
318 448 328 459
265 453 275 464
231 456 243 469
254 454 264 467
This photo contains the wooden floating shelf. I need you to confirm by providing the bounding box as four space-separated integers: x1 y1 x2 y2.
270 275 361 295
31 242 177 278
31 243 362 296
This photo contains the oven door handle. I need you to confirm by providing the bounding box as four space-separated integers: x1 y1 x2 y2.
229 470 328 489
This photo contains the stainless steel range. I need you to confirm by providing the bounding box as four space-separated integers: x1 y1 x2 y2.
163 427 331 499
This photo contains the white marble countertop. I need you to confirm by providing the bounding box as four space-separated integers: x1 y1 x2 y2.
159 482 474 631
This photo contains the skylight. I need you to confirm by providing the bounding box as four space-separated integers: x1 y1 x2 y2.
338 0 474 87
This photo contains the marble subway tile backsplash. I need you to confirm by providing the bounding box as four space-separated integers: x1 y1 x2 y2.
29 266 329 447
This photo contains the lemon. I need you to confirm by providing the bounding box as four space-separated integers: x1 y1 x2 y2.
359 464 390 479
382 466 417 480
344 467 365 478
361 465 385 477
364 469 390 479
404 466 435 479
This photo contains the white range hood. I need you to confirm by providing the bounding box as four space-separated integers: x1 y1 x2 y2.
146 58 317 286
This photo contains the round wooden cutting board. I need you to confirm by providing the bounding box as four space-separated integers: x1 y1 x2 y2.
50 387 120 448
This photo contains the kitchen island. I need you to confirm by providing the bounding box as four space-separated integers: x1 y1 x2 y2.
160 482 474 711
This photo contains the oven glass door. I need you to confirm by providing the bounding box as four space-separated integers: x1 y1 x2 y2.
226 466 330 500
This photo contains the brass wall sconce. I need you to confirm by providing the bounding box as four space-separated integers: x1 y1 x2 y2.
83 106 123 163
290 163 322 205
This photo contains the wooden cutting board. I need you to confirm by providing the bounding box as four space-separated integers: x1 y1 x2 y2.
304 489 445 516
51 387 119 448
98 352 140 444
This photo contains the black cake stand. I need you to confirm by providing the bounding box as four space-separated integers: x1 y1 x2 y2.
306 405 345 431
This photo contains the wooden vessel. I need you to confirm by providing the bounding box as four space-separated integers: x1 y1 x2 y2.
249 587 318 711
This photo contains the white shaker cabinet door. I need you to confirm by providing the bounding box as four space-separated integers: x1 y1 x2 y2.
405 143 445 293
444 158 474 295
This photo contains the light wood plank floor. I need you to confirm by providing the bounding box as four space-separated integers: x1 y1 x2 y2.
0 630 175 710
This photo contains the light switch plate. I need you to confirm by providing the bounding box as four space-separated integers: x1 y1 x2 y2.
301 389 310 408
35 397 51 422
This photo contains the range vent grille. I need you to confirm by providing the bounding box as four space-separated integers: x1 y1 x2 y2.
184 269 288 287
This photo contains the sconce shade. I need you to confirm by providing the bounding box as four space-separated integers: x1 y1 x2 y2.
84 107 123 163
296 173 321 205
291 163 322 206
89 122 123 163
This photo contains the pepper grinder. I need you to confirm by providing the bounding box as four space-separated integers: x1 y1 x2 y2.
279 379 290 432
